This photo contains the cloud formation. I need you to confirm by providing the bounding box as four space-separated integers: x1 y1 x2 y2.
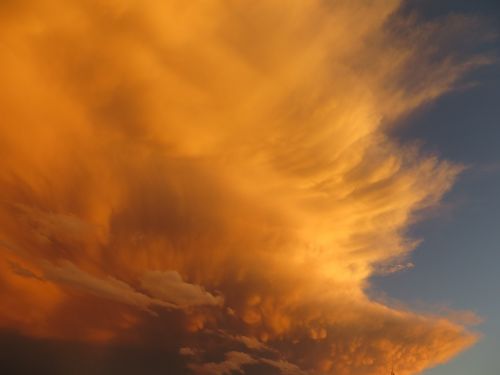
0 0 486 374
141 270 224 308
188 351 257 375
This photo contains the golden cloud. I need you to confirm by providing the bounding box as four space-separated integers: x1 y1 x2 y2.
0 0 486 374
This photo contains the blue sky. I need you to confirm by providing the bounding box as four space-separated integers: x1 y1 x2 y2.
371 2 500 374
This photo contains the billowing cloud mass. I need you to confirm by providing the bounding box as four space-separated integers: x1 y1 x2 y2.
0 0 486 374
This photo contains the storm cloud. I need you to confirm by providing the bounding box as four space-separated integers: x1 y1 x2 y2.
0 0 487 374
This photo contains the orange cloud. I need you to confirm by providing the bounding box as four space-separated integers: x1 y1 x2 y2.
0 0 486 374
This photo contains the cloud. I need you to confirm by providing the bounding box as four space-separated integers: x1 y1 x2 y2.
233 335 270 352
188 351 257 375
261 359 309 375
0 0 488 374
141 270 223 308
189 351 309 375
41 260 176 313
10 258 223 313
376 261 415 275
8 261 44 281
179 347 198 357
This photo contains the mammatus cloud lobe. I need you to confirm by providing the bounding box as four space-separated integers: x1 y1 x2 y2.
0 0 483 374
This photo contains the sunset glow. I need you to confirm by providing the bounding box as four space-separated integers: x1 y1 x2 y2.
1 1 496 374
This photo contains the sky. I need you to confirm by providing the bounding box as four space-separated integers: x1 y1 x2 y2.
0 1 498 375
371 1 500 374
